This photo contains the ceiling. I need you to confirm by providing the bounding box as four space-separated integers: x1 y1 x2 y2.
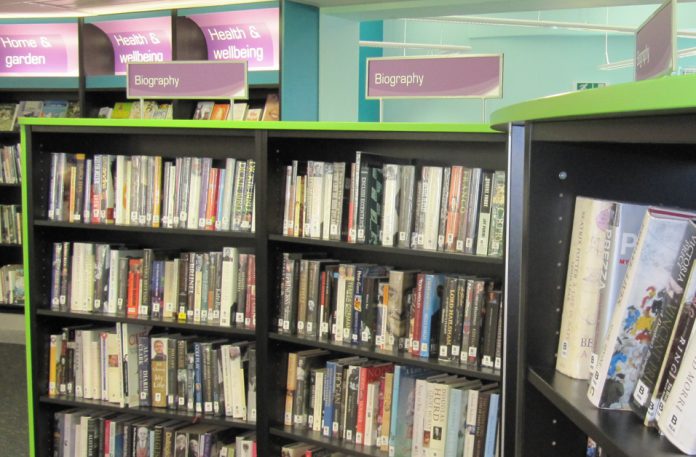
0 0 670 18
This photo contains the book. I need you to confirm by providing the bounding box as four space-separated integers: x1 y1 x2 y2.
0 103 18 131
588 208 696 409
261 93 280 121
41 100 69 118
245 108 263 121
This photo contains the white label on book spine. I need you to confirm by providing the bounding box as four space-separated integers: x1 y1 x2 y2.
153 303 160 313
139 305 147 315
178 397 185 406
482 355 492 366
343 328 350 339
307 322 313 333
155 393 162 402
412 340 419 351
439 346 448 357
633 379 650 405
235 313 244 324
362 329 370 342
138 215 146 225
140 392 147 400
283 320 290 331
285 412 292 424
331 324 337 336
321 322 329 333
201 310 208 320
468 347 477 357
452 345 460 356
323 426 329 436
389 335 395 345
330 224 338 236
376 335 384 346
213 310 219 319
495 357 501 369
205 402 213 413
278 318 284 329
297 321 304 331
245 317 251 326
399 232 406 241
421 342 428 352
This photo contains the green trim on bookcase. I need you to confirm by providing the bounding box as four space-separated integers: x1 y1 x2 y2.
18 117 498 133
84 10 172 23
0 17 77 24
177 1 278 16
0 77 79 90
20 125 35 457
490 74 696 129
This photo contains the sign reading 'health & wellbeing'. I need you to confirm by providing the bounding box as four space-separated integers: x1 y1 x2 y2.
92 16 172 75
127 61 247 100
186 8 279 71
635 0 675 81
0 23 79 76
366 55 502 99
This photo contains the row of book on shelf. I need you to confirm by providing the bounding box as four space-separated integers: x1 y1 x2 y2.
278 252 503 369
97 93 280 122
193 94 279 122
0 143 20 184
50 242 256 329
48 323 256 421
282 155 505 257
284 349 500 457
555 196 696 454
0 204 21 245
48 153 256 233
0 264 23 305
0 100 80 131
53 409 259 457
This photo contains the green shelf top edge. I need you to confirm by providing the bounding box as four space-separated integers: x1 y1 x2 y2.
490 74 696 128
18 118 498 134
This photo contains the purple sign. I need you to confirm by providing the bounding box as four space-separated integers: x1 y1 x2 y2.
186 8 279 71
127 61 247 99
366 55 502 99
635 0 675 81
0 23 78 76
92 16 172 75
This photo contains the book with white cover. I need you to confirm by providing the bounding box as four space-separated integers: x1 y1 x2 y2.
556 197 615 379
588 208 696 409
381 164 400 247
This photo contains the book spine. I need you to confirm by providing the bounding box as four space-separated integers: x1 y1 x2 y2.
410 273 425 356
467 280 487 365
463 168 482 255
487 170 506 257
50 242 62 311
282 164 292 236
381 164 400 247
231 160 247 232
367 166 383 246
475 171 494 256
241 159 255 232
438 276 458 361
306 261 321 339
437 166 451 251
356 163 369 244
197 158 211 229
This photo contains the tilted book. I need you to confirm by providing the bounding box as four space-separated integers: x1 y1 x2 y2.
588 208 696 409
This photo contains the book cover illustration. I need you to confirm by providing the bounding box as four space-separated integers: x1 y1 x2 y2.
589 209 695 409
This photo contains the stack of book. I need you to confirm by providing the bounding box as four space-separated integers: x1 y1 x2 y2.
100 101 173 120
284 352 500 456
52 408 256 457
0 204 21 244
50 242 256 328
0 100 80 131
556 196 696 454
0 264 23 305
277 253 503 368
281 154 506 257
47 153 256 233
0 144 20 184
47 323 257 421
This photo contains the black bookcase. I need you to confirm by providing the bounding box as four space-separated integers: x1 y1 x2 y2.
506 114 696 457
0 179 22 314
22 120 510 457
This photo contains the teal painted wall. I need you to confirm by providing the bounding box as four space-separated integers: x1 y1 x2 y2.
282 1 319 120
358 21 383 122
318 14 360 121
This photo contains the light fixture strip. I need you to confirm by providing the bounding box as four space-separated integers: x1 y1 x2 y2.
359 40 472 52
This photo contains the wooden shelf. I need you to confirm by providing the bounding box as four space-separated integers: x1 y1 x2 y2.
528 366 683 457
270 426 388 457
34 220 256 240
40 395 256 430
36 309 256 337
270 333 500 381
268 234 504 265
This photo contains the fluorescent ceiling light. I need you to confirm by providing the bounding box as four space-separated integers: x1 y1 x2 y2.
599 46 696 70
359 40 472 52
414 15 696 38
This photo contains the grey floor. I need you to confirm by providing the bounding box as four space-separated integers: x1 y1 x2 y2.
0 340 29 457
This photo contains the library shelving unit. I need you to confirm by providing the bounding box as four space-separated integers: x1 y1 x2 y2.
20 118 510 457
0 179 22 314
491 75 696 457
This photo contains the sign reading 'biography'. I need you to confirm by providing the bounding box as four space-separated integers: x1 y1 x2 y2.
186 8 279 71
0 22 79 76
92 16 172 75
127 61 247 100
366 55 503 99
